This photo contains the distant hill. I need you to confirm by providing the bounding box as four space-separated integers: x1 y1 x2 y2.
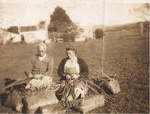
81 21 149 33
104 21 149 32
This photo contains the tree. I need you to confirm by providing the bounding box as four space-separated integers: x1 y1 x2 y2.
49 6 76 33
38 21 47 30
94 28 103 39
48 6 81 42
129 3 149 35
129 3 149 21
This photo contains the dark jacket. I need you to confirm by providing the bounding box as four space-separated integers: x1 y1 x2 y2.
57 57 89 80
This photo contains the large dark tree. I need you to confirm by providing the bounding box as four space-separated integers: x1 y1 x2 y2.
48 6 76 33
48 6 82 42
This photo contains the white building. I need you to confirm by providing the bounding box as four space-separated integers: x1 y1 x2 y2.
18 22 49 44
75 31 92 42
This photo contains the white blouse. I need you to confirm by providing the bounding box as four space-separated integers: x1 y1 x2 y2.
64 57 80 74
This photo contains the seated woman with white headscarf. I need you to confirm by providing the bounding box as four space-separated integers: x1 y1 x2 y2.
25 42 54 90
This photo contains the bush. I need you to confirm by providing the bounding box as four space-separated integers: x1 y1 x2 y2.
94 29 103 39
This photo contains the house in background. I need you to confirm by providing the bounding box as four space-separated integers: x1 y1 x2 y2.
0 28 21 44
19 25 48 43
8 21 50 44
75 26 99 42
75 30 94 42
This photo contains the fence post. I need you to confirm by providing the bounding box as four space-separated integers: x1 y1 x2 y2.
140 22 144 36
53 32 56 42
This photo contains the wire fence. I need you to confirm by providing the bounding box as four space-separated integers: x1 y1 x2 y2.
48 32 75 42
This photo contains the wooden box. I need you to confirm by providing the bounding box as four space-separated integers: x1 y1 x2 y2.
25 90 58 112
78 94 105 113
41 103 67 114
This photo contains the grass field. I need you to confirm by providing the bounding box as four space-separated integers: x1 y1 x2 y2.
0 33 149 113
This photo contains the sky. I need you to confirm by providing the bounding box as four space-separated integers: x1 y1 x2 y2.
0 0 149 28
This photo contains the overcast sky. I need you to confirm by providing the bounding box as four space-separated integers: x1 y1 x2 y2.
0 0 149 28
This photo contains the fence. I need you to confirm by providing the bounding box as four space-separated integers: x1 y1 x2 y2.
48 32 75 42
104 29 145 38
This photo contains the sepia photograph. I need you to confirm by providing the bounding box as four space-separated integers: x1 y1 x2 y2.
0 0 149 113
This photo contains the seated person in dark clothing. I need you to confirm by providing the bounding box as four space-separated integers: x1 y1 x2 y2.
57 45 89 101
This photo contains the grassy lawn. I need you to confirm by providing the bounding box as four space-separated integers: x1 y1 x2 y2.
92 35 149 113
0 34 149 113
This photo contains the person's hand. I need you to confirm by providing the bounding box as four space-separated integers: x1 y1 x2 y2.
72 74 80 79
35 74 43 79
66 74 71 80
60 80 66 87
28 73 34 78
